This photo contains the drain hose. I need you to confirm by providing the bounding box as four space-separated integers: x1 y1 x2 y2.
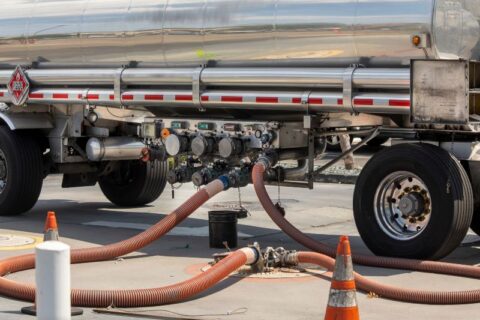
252 162 480 304
0 178 260 307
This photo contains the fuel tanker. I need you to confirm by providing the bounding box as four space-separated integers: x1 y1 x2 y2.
0 0 479 260
0 0 479 67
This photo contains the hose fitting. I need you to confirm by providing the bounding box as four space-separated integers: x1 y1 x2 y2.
256 150 279 170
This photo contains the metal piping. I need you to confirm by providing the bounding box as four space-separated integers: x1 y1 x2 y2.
284 159 309 180
0 88 411 116
0 67 410 89
86 137 146 162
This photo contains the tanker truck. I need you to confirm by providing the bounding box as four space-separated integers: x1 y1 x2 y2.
0 0 480 260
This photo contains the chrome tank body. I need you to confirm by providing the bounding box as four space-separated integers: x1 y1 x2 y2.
0 0 479 68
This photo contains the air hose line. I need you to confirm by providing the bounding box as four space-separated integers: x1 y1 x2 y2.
0 178 261 308
252 162 480 304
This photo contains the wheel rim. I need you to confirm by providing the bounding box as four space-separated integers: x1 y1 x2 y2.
327 136 339 146
0 149 7 194
374 171 432 241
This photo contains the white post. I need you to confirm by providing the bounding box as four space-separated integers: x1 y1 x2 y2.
36 241 71 320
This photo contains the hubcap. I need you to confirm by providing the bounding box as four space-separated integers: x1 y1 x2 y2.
0 150 7 194
374 171 432 241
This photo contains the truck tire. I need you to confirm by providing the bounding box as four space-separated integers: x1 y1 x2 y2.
0 126 44 216
353 143 473 260
99 160 168 207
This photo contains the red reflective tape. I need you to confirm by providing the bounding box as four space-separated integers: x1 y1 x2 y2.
354 98 374 106
145 94 164 101
201 96 209 102
175 95 193 101
52 93 69 99
337 99 344 105
221 96 243 102
256 97 278 103
292 97 302 104
87 94 99 100
389 99 410 107
77 94 83 99
29 93 44 99
122 94 134 101
308 98 323 105
109 94 115 100
0 92 4 97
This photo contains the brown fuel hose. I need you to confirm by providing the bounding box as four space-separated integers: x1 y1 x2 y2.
0 178 262 307
252 162 480 304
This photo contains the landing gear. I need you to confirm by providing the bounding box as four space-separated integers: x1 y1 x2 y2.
353 143 474 260
99 160 168 207
0 126 44 216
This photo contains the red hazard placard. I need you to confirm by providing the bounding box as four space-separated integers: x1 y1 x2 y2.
7 66 30 106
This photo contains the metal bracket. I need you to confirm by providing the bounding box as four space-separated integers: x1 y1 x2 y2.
301 91 311 114
343 66 357 114
114 67 126 107
304 115 316 190
193 66 205 112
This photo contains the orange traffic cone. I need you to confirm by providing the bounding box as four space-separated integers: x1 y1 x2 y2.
324 236 360 320
43 211 59 241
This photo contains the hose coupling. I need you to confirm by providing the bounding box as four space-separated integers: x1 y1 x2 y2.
256 150 279 170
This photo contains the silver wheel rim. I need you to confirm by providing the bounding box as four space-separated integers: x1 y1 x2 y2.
0 149 7 194
374 171 432 241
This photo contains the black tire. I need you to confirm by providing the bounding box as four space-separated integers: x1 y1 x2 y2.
366 136 389 147
0 126 44 216
99 160 168 207
353 143 473 260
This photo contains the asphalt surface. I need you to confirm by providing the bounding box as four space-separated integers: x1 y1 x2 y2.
0 148 479 320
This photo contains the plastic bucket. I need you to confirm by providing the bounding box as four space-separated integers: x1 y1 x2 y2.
208 211 238 249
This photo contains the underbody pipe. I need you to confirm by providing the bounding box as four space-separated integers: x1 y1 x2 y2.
0 67 410 89
86 137 146 162
252 162 480 304
283 160 308 181
0 177 242 307
0 88 410 116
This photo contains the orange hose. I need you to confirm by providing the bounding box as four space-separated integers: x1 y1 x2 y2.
0 179 252 307
252 162 480 304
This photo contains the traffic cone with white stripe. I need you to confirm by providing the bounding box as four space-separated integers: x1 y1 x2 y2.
43 211 59 241
324 235 360 320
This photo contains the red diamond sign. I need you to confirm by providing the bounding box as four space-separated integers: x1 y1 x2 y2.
7 66 30 106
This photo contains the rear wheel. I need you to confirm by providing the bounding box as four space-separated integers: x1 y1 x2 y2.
99 160 168 207
353 143 473 260
0 126 44 216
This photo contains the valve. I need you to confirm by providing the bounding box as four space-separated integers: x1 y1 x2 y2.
191 135 215 157
218 137 243 159
165 134 189 156
167 166 202 184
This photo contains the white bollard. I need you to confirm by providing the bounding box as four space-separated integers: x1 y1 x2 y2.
36 241 71 320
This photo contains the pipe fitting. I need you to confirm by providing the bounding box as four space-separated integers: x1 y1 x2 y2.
256 150 279 170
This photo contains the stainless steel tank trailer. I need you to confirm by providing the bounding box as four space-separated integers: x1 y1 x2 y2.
0 0 479 260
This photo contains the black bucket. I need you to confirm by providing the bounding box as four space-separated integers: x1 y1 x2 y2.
208 211 238 249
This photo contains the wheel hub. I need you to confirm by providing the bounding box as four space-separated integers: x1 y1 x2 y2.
398 192 425 217
374 172 432 241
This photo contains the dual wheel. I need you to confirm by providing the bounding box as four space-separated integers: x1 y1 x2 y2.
354 143 478 260
0 126 168 215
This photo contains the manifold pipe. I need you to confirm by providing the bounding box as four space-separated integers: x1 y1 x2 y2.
86 137 146 161
284 159 309 181
0 67 410 89
0 178 248 307
251 162 480 304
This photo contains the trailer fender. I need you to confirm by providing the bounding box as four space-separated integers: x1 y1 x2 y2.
0 112 53 130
